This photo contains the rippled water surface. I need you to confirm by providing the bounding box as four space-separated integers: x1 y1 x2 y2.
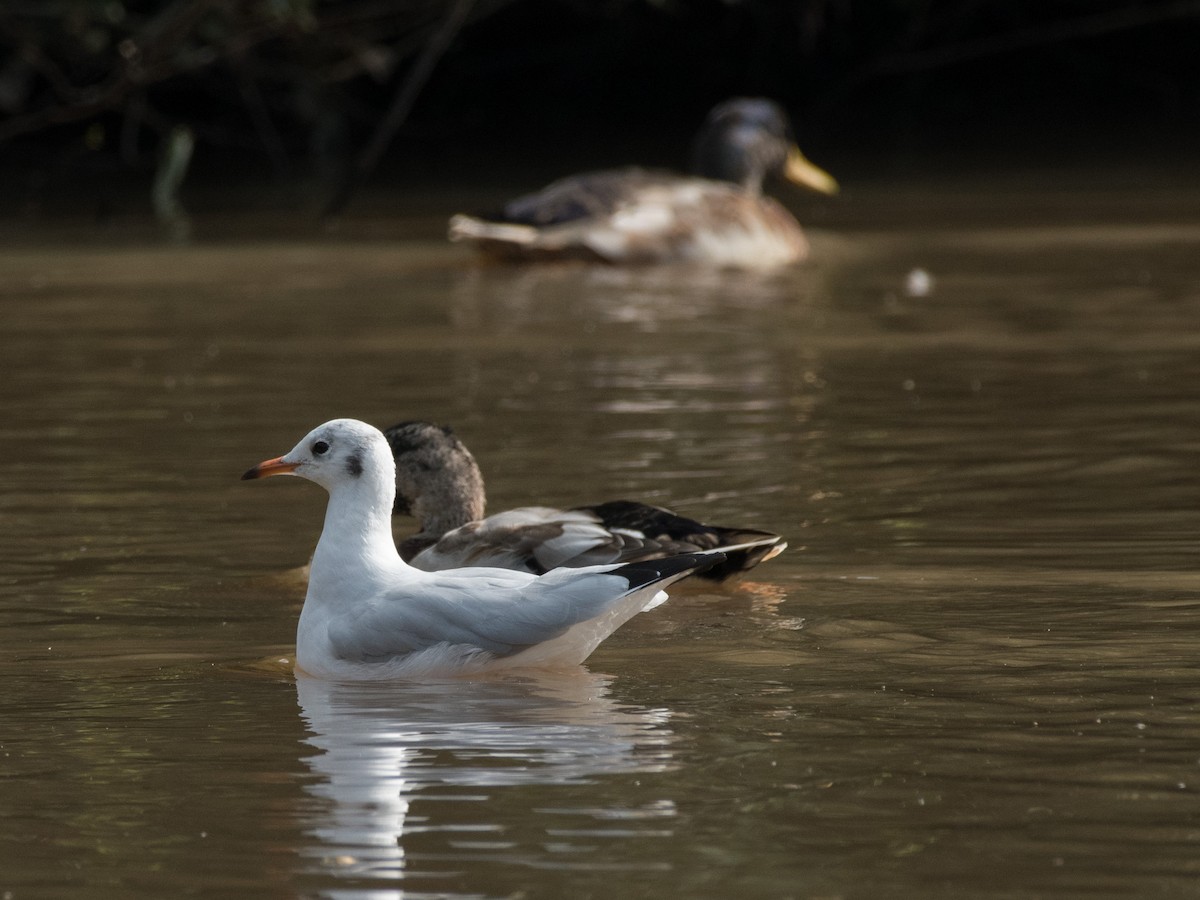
4 182 1200 898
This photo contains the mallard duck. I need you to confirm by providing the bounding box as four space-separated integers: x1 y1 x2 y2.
448 98 837 269
383 420 787 581
242 418 724 679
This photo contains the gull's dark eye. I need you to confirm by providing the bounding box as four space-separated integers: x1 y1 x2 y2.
312 440 330 456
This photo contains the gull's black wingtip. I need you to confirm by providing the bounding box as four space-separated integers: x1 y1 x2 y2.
683 550 728 579
615 550 728 591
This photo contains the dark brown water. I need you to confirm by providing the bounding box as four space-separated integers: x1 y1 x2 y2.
4 182 1200 898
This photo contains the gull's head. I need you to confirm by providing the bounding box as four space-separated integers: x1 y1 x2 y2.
241 418 395 494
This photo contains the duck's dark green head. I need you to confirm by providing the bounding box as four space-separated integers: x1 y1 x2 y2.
690 98 838 197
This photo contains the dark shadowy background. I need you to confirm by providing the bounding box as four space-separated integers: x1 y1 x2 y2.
2 0 1198 219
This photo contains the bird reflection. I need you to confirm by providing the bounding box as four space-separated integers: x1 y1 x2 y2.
447 261 826 334
294 669 677 896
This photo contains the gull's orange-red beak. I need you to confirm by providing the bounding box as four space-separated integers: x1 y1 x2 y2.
241 456 300 481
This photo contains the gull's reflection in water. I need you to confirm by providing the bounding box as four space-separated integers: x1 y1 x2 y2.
295 670 677 897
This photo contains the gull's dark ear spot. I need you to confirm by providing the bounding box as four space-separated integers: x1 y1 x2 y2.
346 454 364 478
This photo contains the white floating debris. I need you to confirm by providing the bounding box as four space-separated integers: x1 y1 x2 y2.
905 268 934 297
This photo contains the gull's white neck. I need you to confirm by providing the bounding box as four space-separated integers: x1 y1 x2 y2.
308 472 411 604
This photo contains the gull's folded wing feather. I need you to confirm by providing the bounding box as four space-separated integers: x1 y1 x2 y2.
325 553 723 665
326 566 630 663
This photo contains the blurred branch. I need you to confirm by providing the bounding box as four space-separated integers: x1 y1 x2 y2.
232 59 291 176
0 1 464 144
152 123 194 241
323 0 477 216
0 0 226 143
2 0 1197 207
865 0 1200 77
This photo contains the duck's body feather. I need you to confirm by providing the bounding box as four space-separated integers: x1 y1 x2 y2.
450 168 807 268
405 501 784 580
386 421 786 582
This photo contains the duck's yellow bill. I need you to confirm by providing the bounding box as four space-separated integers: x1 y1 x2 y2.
784 145 839 195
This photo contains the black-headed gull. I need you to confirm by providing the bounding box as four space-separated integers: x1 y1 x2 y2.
242 418 725 680
384 420 786 580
